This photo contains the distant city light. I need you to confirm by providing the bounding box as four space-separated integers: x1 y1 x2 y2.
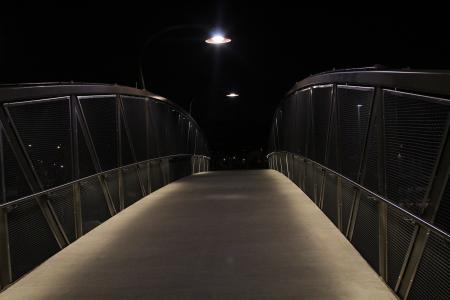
205 34 231 45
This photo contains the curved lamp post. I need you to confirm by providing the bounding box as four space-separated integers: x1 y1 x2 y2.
138 25 231 90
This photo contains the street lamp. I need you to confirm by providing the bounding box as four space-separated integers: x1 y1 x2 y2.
138 25 231 90
226 92 239 98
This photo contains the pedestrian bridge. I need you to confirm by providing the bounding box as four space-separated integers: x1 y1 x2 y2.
0 69 449 299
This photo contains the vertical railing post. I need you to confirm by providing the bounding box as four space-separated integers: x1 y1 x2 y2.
378 201 388 281
70 95 83 239
337 176 343 231
116 96 124 211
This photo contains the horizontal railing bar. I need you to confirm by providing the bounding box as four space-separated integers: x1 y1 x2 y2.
287 69 450 97
267 151 450 241
0 154 210 209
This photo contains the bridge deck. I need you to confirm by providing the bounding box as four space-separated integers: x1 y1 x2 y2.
0 170 395 299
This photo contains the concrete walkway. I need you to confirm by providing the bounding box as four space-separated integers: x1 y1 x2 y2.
0 170 396 299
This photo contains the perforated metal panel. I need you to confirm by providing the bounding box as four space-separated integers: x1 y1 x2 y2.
6 97 72 189
384 90 450 215
77 122 97 178
122 96 148 162
292 155 300 187
326 108 338 171
80 176 110 234
297 90 310 155
386 206 415 289
351 192 379 272
48 186 76 242
8 199 60 280
314 165 323 204
322 173 338 226
138 163 150 195
362 114 381 194
104 170 120 211
123 166 143 208
79 96 118 171
407 232 450 299
341 180 355 234
311 86 332 163
337 86 374 180
434 177 450 233
169 157 190 182
305 161 314 199
121 118 135 166
1 131 32 202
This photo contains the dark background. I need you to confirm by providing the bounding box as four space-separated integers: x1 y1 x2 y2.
1 3 449 168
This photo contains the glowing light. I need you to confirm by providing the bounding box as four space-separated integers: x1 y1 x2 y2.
205 34 231 44
226 92 239 98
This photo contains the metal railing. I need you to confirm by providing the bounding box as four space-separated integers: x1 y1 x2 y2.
0 83 210 289
268 69 450 300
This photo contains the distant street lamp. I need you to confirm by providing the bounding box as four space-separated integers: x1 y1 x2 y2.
138 25 231 90
189 91 239 116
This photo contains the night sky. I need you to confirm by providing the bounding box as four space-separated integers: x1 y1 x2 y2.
1 3 449 158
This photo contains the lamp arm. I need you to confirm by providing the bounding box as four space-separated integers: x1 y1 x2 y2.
138 24 208 90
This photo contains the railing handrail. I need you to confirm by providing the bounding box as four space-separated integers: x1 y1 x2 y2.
0 153 210 210
267 151 450 242
287 68 450 97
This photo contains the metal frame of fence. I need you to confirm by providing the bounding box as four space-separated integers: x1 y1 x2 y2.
268 69 450 300
0 83 210 289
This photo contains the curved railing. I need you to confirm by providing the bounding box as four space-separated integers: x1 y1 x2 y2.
0 83 210 288
268 69 450 299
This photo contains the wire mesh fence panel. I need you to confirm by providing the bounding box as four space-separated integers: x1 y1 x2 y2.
150 160 164 192
434 177 450 234
311 85 333 164
314 164 323 204
305 161 315 199
7 199 60 280
121 96 148 162
79 96 118 171
1 132 32 203
48 186 76 242
138 163 150 196
341 180 355 235
383 90 450 215
407 232 450 299
292 155 300 187
361 112 381 195
123 166 143 208
169 157 190 182
337 86 374 181
351 192 380 273
386 206 416 290
80 176 111 234
322 172 338 226
5 97 72 190
104 170 120 211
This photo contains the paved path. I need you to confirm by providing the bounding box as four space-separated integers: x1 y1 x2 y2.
0 170 396 299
